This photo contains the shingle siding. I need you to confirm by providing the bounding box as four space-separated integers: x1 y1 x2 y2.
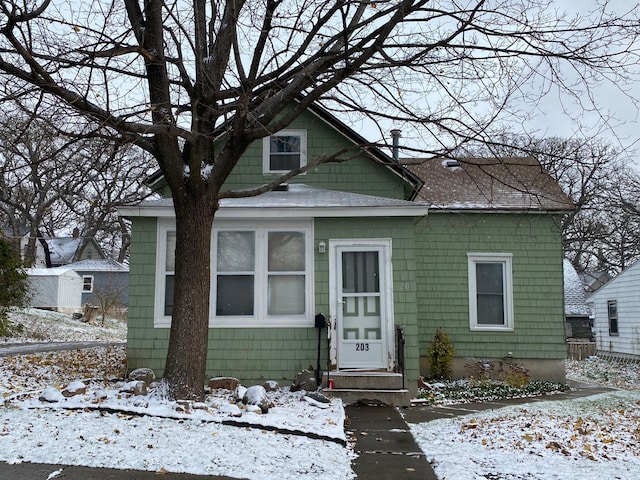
415 212 567 364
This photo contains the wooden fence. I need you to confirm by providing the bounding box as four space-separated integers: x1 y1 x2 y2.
567 341 596 360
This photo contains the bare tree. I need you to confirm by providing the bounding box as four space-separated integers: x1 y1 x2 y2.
460 135 640 274
0 111 152 264
1 0 638 399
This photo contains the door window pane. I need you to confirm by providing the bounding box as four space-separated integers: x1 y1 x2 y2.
342 251 379 293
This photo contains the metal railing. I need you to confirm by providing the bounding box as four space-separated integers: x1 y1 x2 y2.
396 326 406 390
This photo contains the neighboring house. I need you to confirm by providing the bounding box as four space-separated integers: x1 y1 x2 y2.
64 259 129 308
580 270 611 294
591 261 640 357
563 259 593 340
119 104 572 403
26 267 83 314
34 236 106 268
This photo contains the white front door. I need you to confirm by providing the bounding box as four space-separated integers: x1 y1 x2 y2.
330 240 394 370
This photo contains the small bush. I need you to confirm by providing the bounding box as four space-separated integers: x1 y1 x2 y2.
428 328 455 379
0 238 29 336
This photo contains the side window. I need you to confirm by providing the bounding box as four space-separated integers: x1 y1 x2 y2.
82 275 94 293
468 253 514 331
164 231 176 316
607 300 618 335
263 130 307 173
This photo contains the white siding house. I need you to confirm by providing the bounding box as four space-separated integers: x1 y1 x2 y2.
591 261 640 357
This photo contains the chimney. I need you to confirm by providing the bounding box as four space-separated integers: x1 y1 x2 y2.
390 129 401 161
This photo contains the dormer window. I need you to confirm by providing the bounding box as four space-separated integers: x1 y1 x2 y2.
263 130 307 174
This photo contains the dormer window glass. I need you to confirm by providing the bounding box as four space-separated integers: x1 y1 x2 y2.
263 130 307 174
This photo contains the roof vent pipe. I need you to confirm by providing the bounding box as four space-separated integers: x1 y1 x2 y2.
390 129 402 161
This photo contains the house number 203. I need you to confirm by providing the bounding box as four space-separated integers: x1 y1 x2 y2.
355 343 370 352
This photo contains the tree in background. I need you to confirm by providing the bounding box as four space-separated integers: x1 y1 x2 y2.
0 236 29 336
461 135 640 275
0 112 152 264
0 0 638 398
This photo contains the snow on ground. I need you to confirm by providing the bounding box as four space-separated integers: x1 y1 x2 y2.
3 308 127 343
3 309 640 479
0 310 354 479
409 358 640 479
410 390 640 479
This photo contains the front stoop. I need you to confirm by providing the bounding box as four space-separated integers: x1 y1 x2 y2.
322 371 411 407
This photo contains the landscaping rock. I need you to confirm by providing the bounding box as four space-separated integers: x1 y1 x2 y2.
245 404 263 414
62 380 87 397
120 380 147 396
220 403 243 417
263 380 279 392
234 385 247 403
303 391 331 409
92 389 108 402
209 376 240 391
39 386 64 403
291 369 317 392
243 385 270 413
128 368 155 386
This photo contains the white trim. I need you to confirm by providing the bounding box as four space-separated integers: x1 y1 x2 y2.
262 129 307 174
467 253 514 331
120 204 428 218
82 275 94 293
329 239 395 371
154 218 314 328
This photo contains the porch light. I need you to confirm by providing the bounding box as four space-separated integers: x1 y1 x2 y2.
318 241 326 253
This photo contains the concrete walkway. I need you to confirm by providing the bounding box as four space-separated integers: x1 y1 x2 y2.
346 381 613 480
346 404 438 479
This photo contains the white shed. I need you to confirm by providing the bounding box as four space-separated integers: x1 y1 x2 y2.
27 267 83 314
591 261 640 357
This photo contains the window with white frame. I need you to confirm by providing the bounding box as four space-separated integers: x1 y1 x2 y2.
82 275 94 293
163 230 176 316
467 253 514 331
263 130 307 173
156 220 312 327
607 300 618 335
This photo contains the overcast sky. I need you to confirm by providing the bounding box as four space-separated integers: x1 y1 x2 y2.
518 0 640 160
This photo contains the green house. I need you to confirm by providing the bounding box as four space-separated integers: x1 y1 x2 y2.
119 104 573 405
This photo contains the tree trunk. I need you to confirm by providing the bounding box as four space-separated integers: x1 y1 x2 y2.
163 192 217 400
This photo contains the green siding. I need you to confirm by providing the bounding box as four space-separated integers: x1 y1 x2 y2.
415 212 566 364
314 217 420 386
222 109 407 199
126 215 420 386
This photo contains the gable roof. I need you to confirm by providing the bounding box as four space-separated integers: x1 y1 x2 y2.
42 237 106 265
65 258 129 272
405 157 574 212
563 259 591 317
145 101 424 200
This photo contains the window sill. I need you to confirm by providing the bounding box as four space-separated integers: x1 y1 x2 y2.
154 318 314 329
470 325 514 332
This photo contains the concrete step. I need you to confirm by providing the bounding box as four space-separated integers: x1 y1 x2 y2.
322 371 405 390
321 371 410 407
323 388 411 407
